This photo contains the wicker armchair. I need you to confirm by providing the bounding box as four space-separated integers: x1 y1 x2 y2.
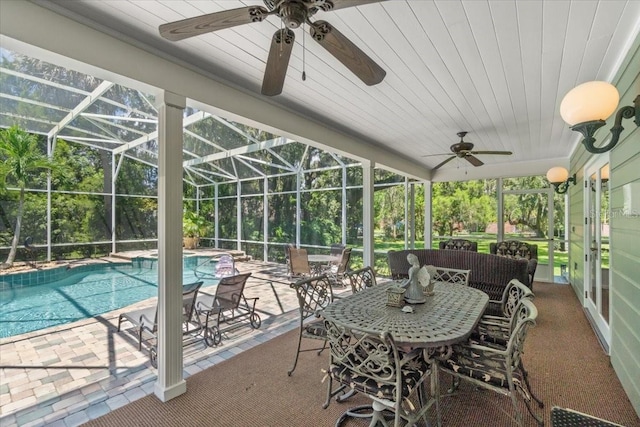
438 239 478 251
490 240 538 286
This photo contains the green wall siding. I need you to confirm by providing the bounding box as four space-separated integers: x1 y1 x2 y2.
568 36 640 416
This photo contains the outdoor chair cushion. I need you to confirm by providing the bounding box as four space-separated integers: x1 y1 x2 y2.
329 353 429 401
445 342 524 389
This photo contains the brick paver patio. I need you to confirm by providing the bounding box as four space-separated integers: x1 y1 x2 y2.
0 258 349 427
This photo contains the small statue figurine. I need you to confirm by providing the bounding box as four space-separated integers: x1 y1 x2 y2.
403 253 427 304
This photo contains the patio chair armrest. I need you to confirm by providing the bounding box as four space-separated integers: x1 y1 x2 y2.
462 341 508 356
139 314 155 333
480 314 509 324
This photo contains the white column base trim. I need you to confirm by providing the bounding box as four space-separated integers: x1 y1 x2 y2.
154 379 187 402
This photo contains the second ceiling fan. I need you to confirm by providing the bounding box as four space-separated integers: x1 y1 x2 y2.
159 0 387 96
426 132 513 170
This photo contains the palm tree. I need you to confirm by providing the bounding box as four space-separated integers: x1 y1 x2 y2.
0 126 52 268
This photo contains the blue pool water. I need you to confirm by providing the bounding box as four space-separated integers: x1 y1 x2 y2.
0 257 219 338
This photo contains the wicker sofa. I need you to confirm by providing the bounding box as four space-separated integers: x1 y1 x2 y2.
387 249 530 304
438 239 478 251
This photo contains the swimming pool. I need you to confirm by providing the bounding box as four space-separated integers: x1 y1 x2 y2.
0 256 219 339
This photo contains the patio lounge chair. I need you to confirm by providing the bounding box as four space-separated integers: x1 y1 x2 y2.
117 281 204 361
195 272 260 346
287 247 312 280
324 247 352 287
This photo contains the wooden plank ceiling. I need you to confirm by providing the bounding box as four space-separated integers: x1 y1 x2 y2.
33 0 640 180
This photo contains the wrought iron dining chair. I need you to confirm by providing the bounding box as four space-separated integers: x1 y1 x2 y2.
426 265 471 286
287 274 334 376
345 265 377 294
323 319 434 427
440 299 543 426
470 279 543 411
478 279 535 343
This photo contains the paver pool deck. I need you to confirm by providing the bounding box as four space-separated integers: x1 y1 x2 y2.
0 255 350 427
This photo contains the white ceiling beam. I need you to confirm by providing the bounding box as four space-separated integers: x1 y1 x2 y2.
47 80 114 138
113 111 210 154
183 137 294 166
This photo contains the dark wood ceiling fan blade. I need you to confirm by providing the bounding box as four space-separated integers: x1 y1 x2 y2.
422 153 454 157
262 29 295 96
159 6 269 41
470 150 513 155
310 21 385 86
465 155 484 167
432 156 457 170
323 0 387 11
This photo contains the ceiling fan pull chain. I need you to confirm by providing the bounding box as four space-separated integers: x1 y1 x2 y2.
302 23 307 81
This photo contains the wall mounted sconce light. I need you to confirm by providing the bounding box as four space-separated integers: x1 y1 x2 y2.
560 81 639 154
546 166 576 194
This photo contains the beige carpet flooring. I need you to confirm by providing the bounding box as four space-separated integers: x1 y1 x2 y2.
83 282 640 427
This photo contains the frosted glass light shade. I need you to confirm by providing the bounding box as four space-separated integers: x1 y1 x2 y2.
560 81 619 126
546 166 569 184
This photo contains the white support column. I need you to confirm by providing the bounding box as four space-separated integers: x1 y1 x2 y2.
497 178 504 241
404 178 409 249
424 181 432 249
362 160 375 267
342 165 347 245
46 136 53 261
296 173 301 248
263 177 268 261
237 181 242 251
214 184 219 248
154 90 186 403
409 182 415 249
111 153 117 254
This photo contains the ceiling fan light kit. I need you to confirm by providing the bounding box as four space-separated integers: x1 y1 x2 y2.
159 0 387 96
560 81 639 154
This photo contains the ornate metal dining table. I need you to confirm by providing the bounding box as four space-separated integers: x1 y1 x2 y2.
322 280 489 426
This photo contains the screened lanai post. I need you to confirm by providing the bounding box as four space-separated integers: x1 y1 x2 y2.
362 159 375 267
154 90 187 403
424 181 432 248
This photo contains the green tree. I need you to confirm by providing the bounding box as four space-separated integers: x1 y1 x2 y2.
0 126 53 267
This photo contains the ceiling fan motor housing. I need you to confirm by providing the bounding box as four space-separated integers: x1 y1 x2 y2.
278 1 309 28
452 141 474 155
